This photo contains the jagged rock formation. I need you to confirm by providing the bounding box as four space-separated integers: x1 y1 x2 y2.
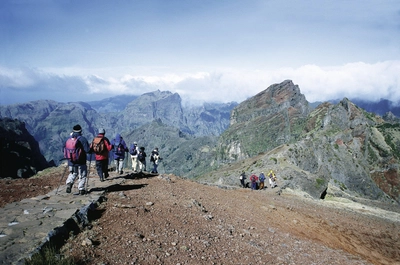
197 81 400 203
120 90 185 132
0 118 49 178
119 90 237 136
217 80 311 161
88 94 138 113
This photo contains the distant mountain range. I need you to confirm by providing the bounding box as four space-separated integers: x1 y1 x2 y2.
0 91 237 177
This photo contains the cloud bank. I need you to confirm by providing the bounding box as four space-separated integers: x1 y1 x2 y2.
1 60 399 106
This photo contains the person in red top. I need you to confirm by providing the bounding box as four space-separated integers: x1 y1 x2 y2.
249 173 258 191
90 128 112 181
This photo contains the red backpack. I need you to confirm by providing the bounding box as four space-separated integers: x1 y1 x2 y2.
64 136 82 163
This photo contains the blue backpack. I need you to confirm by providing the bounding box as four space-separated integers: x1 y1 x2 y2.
259 174 266 182
114 141 124 155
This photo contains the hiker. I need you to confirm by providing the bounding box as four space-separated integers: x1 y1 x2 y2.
239 172 246 188
111 133 128 175
150 147 160 173
259 172 266 190
138 146 147 172
129 141 139 172
64 124 90 195
268 170 277 188
90 128 112 182
249 173 258 191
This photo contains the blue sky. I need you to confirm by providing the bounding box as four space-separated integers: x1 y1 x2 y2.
1 0 399 106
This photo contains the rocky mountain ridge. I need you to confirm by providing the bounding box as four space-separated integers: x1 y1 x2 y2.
1 80 399 205
197 81 400 203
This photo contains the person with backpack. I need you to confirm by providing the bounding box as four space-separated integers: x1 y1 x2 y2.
129 141 139 173
150 147 160 174
239 172 246 188
111 133 128 175
259 172 266 190
249 173 258 191
137 146 147 172
90 128 112 181
64 124 90 195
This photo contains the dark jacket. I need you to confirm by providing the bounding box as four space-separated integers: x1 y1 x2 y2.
66 132 90 166
111 133 128 160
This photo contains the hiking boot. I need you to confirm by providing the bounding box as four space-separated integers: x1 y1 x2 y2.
119 171 123 175
66 183 72 193
79 190 86 195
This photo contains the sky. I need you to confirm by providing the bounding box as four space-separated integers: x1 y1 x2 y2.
1 0 400 106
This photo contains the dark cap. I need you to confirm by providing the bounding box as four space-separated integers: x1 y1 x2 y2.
73 124 82 133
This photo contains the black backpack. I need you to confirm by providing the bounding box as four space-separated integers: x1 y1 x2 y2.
138 151 145 162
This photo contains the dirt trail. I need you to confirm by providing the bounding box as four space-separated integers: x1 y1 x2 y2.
1 168 399 264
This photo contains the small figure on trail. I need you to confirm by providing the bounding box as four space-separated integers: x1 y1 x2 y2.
239 172 247 188
249 173 259 191
150 147 160 174
268 170 277 188
138 146 147 172
64 124 90 195
259 172 266 190
90 128 112 181
111 133 128 175
129 141 139 172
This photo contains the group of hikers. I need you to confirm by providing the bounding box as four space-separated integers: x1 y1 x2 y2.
63 124 161 195
239 170 277 190
63 124 277 196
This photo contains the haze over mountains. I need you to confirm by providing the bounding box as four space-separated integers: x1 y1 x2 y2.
1 80 399 205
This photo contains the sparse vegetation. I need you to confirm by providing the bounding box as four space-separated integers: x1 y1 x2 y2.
316 178 325 188
24 245 74 265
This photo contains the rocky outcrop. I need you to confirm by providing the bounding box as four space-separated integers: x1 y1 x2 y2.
197 83 400 203
217 80 311 161
0 118 49 178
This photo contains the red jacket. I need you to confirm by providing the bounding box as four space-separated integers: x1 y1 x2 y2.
250 174 258 182
91 134 112 161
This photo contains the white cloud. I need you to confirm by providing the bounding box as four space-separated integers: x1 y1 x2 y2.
1 61 400 105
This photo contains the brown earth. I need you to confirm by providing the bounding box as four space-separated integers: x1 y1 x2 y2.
1 167 400 265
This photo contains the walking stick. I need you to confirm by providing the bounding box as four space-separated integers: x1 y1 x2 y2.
56 158 69 195
86 153 93 194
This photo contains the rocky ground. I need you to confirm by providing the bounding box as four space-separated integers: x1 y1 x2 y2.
1 167 400 265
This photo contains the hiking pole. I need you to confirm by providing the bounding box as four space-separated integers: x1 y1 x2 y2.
86 153 92 194
56 158 69 195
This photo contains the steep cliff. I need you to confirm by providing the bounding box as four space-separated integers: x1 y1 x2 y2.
0 118 49 178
